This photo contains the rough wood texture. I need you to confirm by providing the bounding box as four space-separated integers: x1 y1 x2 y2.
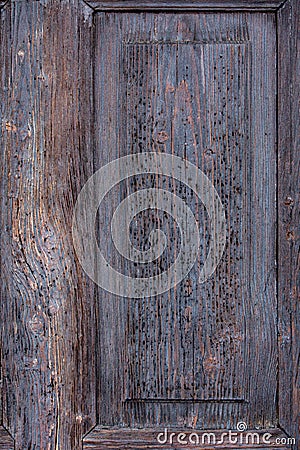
278 0 300 448
85 0 285 12
0 1 298 449
91 10 277 434
0 0 96 448
0 427 14 450
83 426 291 449
0 8 15 444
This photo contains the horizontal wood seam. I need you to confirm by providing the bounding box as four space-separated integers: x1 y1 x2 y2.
124 40 249 44
125 398 247 403
85 1 285 12
0 0 286 11
89 7 282 12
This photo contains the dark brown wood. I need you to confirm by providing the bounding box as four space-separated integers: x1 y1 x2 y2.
85 0 285 11
278 0 300 447
83 426 292 449
0 0 96 448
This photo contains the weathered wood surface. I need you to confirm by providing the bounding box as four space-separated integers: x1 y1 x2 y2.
83 426 292 449
0 427 14 450
85 0 285 12
278 0 300 447
92 9 277 432
0 0 96 448
0 1 298 449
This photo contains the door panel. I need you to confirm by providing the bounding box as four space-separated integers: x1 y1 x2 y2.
0 1 298 449
93 11 277 431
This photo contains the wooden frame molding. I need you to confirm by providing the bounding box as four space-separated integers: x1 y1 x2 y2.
83 0 286 12
83 426 291 449
278 0 300 447
83 0 299 448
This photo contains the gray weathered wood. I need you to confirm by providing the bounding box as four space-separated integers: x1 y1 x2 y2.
84 0 285 12
0 0 298 449
0 0 96 448
91 10 277 435
0 427 14 450
278 0 300 447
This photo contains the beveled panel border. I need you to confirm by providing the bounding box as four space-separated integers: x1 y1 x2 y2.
84 0 286 12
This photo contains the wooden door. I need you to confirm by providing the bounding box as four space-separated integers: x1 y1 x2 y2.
0 1 298 449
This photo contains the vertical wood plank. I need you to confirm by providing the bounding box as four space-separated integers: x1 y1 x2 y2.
0 1 96 448
246 11 277 428
278 0 300 448
0 4 15 449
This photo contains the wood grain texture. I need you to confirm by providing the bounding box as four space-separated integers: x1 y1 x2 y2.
0 427 14 450
122 37 248 427
85 0 285 12
0 0 96 448
83 426 291 449
0 1 298 449
0 8 15 448
278 0 300 448
91 10 277 434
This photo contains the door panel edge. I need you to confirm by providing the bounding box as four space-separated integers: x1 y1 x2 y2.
277 0 300 448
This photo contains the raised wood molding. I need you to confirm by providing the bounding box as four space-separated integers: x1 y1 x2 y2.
278 0 300 447
83 426 291 449
84 0 285 11
0 426 14 450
